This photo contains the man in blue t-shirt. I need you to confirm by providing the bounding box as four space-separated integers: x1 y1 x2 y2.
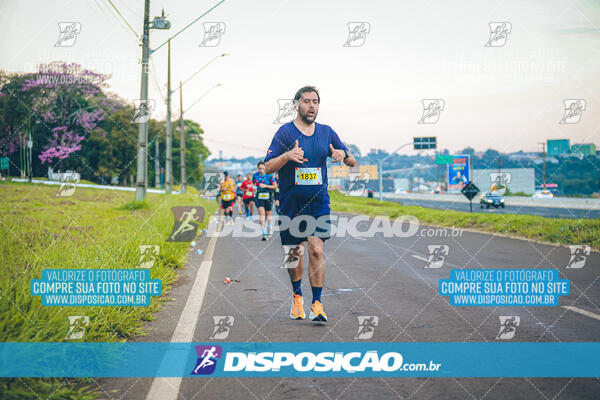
264 86 356 322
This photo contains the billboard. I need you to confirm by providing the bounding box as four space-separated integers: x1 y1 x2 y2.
447 155 470 193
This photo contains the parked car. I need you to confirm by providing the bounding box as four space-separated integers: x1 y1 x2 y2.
480 191 505 208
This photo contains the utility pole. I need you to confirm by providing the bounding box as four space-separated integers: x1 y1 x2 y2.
539 142 546 189
165 39 173 193
135 0 150 201
154 138 159 187
179 81 186 193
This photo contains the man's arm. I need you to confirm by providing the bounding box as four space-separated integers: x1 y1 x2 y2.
264 154 288 175
329 129 357 167
265 140 307 174
343 151 357 167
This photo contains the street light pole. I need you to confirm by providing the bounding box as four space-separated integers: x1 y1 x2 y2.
135 0 150 201
165 39 173 193
165 54 227 194
179 82 186 193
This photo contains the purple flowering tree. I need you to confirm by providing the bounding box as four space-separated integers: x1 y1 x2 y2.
20 61 110 164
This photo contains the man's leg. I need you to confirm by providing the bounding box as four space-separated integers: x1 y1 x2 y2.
287 240 306 319
307 236 327 322
286 241 305 283
307 236 325 290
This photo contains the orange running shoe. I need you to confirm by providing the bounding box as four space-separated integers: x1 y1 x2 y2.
309 300 327 322
289 294 305 320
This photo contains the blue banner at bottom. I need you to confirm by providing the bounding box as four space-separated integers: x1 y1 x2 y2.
0 342 598 378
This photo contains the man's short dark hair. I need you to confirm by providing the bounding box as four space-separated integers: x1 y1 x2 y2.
294 86 320 104
257 161 265 168
223 171 229 176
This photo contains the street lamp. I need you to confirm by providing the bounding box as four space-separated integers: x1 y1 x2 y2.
165 53 229 193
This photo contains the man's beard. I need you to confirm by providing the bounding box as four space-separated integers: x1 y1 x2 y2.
298 108 317 124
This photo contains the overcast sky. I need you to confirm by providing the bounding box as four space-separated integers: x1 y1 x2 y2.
1 0 599 159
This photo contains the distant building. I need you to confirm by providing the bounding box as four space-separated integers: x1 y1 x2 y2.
329 164 378 179
570 143 596 156
547 139 570 156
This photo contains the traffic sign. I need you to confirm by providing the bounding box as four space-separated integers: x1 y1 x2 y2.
435 155 454 164
461 181 480 212
413 137 436 150
461 182 480 200
0 157 8 170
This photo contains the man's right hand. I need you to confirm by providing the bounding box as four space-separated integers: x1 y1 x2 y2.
286 140 308 163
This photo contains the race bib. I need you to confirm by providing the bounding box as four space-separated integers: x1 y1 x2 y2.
295 167 322 185
222 194 233 201
245 191 253 197
258 192 270 200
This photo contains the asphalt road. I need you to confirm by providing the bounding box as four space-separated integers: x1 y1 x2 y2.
97 211 600 400
383 196 600 219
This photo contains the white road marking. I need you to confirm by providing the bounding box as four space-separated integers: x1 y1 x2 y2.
411 254 429 262
146 225 220 400
562 306 600 322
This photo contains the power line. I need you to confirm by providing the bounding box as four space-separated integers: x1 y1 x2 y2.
104 0 139 39
202 137 265 153
149 57 166 102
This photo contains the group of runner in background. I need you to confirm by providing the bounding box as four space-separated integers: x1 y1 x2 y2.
217 162 280 241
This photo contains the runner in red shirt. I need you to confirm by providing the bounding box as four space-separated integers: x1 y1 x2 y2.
240 172 255 219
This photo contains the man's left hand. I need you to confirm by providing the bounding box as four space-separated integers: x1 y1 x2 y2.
329 144 346 166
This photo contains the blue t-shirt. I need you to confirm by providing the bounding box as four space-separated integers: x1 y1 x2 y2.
252 172 276 199
264 121 348 206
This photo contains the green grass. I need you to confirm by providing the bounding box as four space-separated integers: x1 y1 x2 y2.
329 191 600 250
0 182 217 399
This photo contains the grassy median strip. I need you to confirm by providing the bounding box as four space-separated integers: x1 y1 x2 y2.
329 191 600 250
0 182 217 399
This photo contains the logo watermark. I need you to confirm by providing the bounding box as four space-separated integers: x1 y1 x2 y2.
346 172 369 196
273 99 296 124
191 345 222 375
489 172 512 195
66 315 89 340
200 172 223 196
559 99 586 124
418 99 445 124
496 316 520 339
207 214 420 239
137 245 159 268
282 244 304 269
425 245 449 268
210 316 234 339
132 99 156 124
485 22 512 47
199 22 226 47
566 245 590 269
355 316 378 339
167 207 205 242
55 22 81 47
56 172 79 197
343 22 370 47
